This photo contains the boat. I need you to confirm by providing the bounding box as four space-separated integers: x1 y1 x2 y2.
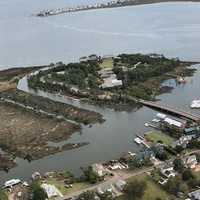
190 100 200 108
134 138 142 144
128 151 136 156
3 179 21 188
145 123 149 127
176 76 187 84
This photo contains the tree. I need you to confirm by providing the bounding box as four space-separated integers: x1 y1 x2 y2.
124 179 147 200
29 181 46 200
88 171 100 183
77 190 95 200
173 158 184 173
182 169 195 181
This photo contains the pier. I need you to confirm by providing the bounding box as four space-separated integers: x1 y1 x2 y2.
142 100 200 122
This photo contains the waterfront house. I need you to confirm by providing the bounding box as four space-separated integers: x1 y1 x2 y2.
92 163 105 176
156 113 167 120
115 180 126 191
181 154 197 169
163 117 185 132
134 150 155 164
184 126 198 137
31 171 41 180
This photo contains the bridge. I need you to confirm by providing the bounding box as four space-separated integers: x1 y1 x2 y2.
142 100 200 122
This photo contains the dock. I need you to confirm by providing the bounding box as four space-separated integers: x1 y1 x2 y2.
135 134 145 141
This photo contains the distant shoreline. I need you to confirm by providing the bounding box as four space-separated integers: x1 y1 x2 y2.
36 0 200 17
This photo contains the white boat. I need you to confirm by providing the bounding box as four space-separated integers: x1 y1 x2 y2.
145 123 149 127
190 100 200 108
176 76 187 84
128 151 136 156
3 179 21 188
134 138 141 144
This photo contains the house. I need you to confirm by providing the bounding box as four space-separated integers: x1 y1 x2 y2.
102 54 114 61
181 154 197 169
160 164 178 178
151 143 165 155
157 178 168 185
156 113 167 120
115 180 126 191
171 135 192 149
134 150 155 164
31 171 41 180
98 183 112 194
163 117 185 132
92 163 105 176
41 183 59 198
184 126 198 136
188 189 200 200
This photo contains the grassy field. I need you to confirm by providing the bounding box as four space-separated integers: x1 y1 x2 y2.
116 173 178 200
145 131 171 145
99 60 113 68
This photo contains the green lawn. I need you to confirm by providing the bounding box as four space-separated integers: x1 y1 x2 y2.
116 173 178 200
145 131 171 145
99 60 113 68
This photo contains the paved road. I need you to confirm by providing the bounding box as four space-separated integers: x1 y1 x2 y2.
55 162 165 200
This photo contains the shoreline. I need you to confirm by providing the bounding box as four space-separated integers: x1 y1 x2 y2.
36 0 200 17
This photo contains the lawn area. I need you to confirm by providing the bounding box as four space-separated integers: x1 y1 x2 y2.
99 60 113 68
145 131 171 145
43 178 93 195
117 173 179 200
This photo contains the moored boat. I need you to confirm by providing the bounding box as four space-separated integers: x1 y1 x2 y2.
3 179 21 188
176 76 187 84
190 100 200 108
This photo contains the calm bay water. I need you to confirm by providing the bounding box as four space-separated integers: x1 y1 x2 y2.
0 0 200 185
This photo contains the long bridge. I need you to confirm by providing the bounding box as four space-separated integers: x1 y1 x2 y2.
142 100 200 121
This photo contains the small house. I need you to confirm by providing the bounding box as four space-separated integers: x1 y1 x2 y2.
116 180 126 191
41 183 59 198
188 189 200 200
181 154 197 169
160 164 178 178
157 178 168 185
98 183 112 194
31 172 41 180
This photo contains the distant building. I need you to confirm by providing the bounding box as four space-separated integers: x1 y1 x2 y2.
79 56 88 62
189 189 200 200
31 172 41 180
102 54 114 61
156 113 167 120
171 135 192 149
134 150 155 164
88 54 98 61
98 183 112 194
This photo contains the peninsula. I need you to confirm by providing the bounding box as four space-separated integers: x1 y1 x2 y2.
36 0 200 17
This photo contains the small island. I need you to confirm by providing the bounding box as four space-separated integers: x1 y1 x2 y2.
27 53 197 111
